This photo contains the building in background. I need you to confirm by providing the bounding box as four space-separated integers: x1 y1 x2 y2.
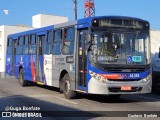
150 30 160 59
0 25 33 78
150 30 160 90
32 14 68 28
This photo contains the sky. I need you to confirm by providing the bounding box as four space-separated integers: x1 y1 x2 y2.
0 0 160 30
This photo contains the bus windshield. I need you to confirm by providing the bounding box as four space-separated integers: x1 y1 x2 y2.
90 31 150 65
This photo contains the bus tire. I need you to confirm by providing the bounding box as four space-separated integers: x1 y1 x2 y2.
19 69 28 87
59 81 63 94
62 73 76 99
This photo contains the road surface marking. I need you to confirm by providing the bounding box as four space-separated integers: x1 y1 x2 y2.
55 96 78 105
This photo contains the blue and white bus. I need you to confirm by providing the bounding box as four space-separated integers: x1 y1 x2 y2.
6 16 152 99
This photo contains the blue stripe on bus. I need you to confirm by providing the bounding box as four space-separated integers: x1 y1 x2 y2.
78 86 87 91
87 63 151 80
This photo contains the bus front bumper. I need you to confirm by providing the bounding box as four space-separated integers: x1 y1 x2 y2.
87 77 152 95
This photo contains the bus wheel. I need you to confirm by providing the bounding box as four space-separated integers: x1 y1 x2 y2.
19 69 28 87
62 73 76 99
59 81 63 94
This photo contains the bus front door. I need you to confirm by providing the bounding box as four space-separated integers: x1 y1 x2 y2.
36 35 45 83
77 30 88 91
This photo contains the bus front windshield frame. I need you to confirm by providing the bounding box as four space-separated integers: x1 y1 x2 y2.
89 30 150 65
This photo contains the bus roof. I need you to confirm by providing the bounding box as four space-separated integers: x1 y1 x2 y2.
79 15 149 22
8 21 77 38
8 25 54 38
77 15 149 25
8 16 149 38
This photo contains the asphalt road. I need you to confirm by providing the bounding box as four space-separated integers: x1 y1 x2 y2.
0 78 160 120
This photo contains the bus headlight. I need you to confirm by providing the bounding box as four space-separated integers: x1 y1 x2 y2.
101 78 108 83
142 74 152 82
96 74 108 83
97 76 101 81
89 70 108 83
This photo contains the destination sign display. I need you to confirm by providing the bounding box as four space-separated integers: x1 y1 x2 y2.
92 18 149 29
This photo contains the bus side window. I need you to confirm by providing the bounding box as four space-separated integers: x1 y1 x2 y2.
45 31 53 54
7 38 12 47
39 35 45 55
52 30 62 55
29 34 36 54
7 38 12 54
62 27 75 55
17 36 24 55
23 35 29 54
19 36 24 45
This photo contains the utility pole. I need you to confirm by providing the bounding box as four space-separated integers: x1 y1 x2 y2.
73 0 77 20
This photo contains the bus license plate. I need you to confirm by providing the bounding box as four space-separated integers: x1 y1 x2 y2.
121 86 131 91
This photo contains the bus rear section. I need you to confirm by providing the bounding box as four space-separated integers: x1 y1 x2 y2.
5 26 54 84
